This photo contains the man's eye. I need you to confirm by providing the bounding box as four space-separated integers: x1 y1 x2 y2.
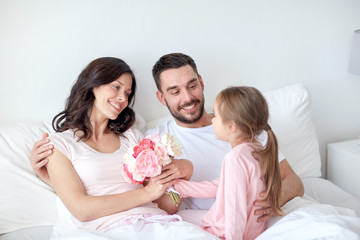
170 90 179 95
189 84 196 89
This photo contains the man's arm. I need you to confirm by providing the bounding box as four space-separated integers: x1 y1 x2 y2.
254 159 304 221
30 133 54 187
278 159 304 205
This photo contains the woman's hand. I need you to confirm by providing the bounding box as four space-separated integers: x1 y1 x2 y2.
144 178 175 201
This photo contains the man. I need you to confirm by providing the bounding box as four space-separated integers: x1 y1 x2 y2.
30 53 304 222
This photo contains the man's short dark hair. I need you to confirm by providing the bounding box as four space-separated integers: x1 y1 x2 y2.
152 53 199 92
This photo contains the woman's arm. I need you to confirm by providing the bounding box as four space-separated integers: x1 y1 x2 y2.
47 149 171 222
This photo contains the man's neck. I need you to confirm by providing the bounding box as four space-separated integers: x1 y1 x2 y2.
174 111 214 128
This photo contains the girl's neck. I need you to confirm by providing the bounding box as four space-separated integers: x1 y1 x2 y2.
228 133 252 148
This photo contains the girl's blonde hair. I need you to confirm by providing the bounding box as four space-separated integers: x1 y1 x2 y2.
216 86 283 216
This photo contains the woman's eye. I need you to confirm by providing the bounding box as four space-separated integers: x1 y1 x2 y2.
113 85 120 89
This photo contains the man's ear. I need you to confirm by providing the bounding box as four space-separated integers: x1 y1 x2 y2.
156 90 167 106
198 75 205 91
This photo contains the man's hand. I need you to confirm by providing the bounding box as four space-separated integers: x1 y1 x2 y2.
253 192 274 222
152 159 193 184
30 133 53 186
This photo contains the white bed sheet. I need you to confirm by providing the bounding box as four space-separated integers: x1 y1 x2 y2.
302 177 360 216
258 195 360 240
2 177 360 240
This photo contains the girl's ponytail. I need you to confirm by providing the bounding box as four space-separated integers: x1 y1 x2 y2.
259 125 283 216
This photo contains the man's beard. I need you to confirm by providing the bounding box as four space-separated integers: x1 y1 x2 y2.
165 98 205 124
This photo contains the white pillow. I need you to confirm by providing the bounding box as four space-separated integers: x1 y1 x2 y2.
264 84 321 178
0 121 57 234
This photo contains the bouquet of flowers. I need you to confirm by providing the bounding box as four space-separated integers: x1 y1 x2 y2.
122 133 182 206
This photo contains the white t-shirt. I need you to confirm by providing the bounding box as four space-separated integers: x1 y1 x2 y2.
145 119 285 210
49 128 166 236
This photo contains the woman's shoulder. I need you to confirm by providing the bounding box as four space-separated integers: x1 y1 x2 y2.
48 129 80 148
49 129 74 141
123 126 145 142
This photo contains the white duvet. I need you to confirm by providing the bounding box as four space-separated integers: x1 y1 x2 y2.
257 195 360 240
52 195 360 240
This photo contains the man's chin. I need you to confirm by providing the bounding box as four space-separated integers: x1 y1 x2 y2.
173 113 202 124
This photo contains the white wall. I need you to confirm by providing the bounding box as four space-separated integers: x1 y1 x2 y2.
1 0 360 177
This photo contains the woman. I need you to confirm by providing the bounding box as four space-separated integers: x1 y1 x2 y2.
46 57 217 239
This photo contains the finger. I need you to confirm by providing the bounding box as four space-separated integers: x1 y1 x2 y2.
152 170 171 181
34 158 49 169
41 133 49 140
31 147 53 165
257 214 272 222
32 138 51 151
253 200 271 207
161 163 174 171
156 174 177 184
254 207 273 216
38 143 54 153
34 149 53 163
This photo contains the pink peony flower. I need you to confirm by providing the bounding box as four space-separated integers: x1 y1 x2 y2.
133 138 155 158
121 133 183 206
135 149 162 177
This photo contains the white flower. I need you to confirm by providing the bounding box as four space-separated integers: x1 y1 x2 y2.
161 133 182 157
123 147 136 172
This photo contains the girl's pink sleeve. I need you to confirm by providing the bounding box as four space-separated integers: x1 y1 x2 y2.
223 152 248 240
174 178 219 198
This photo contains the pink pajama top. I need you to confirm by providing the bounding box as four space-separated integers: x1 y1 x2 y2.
174 142 266 240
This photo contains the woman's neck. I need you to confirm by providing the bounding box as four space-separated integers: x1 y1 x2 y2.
89 113 111 141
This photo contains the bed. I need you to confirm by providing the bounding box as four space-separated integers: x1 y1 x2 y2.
1 83 359 239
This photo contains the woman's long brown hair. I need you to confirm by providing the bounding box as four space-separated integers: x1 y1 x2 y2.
52 57 137 140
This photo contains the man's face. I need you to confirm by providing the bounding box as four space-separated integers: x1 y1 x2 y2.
156 65 205 125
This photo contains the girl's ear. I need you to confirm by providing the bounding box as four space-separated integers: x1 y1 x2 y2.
228 120 238 133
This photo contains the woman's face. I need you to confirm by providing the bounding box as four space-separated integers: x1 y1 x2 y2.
92 73 133 121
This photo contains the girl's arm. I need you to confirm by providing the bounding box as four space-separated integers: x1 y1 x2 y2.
174 178 220 199
46 149 171 222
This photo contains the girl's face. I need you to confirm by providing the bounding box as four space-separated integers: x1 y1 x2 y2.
211 100 229 142
92 73 133 121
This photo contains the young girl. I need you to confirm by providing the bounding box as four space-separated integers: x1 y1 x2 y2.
174 86 284 240
45 57 218 239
